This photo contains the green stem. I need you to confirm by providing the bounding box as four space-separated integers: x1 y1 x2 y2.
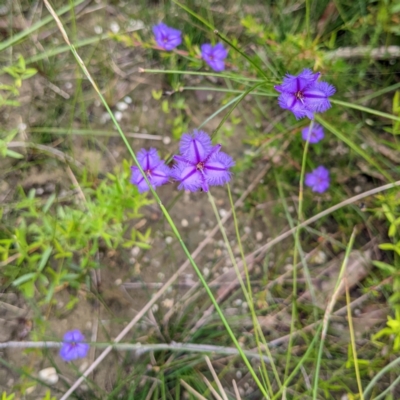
44 3 269 398
207 190 270 398
364 356 400 398
0 0 86 52
330 99 400 123
306 0 311 43
312 228 357 399
284 119 314 380
140 68 263 83
226 185 282 391
171 0 271 80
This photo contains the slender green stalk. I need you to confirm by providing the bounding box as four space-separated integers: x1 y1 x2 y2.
226 185 282 390
183 86 277 96
212 82 266 137
272 324 323 400
0 0 86 52
140 68 263 83
364 356 400 398
372 374 400 400
44 2 269 398
171 0 271 80
312 228 357 400
207 191 271 398
305 0 311 43
346 279 364 400
26 34 111 64
284 119 314 380
316 115 393 182
198 95 243 130
330 99 400 123
274 171 318 318
209 188 280 395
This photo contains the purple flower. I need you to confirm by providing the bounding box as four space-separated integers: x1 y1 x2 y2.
152 23 182 51
301 123 324 144
172 130 234 192
201 43 228 72
130 148 171 193
60 330 89 361
305 166 330 193
274 68 336 120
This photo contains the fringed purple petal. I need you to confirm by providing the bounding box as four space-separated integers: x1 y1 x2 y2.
172 163 203 192
204 151 235 186
179 131 213 163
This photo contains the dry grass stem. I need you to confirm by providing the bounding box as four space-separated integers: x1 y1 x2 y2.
205 356 229 400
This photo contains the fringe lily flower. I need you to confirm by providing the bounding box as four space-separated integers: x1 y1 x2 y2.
172 130 234 192
130 148 171 193
275 68 336 119
60 330 89 361
301 123 325 144
201 43 228 72
153 23 182 51
305 166 330 193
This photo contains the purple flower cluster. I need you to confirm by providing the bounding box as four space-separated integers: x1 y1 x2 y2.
200 43 228 72
172 131 234 192
153 23 182 51
130 148 170 193
152 23 228 72
305 166 330 193
130 131 234 193
60 330 89 361
275 69 335 120
301 123 324 144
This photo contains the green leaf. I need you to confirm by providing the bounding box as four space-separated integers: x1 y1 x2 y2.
38 247 52 272
151 89 162 100
372 261 397 274
5 149 23 159
13 272 36 287
42 193 56 213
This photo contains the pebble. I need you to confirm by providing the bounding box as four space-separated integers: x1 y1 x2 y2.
233 299 242 307
244 226 251 234
157 272 165 280
165 236 173 245
131 246 140 257
124 96 132 104
38 367 59 385
219 208 228 218
115 279 122 286
151 304 159 313
312 251 327 265
162 298 173 308
236 370 242 379
110 22 120 33
114 111 123 122
100 112 111 124
163 136 171 145
256 231 263 241
203 267 210 278
181 219 189 227
94 25 103 34
116 102 128 111
25 386 36 395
